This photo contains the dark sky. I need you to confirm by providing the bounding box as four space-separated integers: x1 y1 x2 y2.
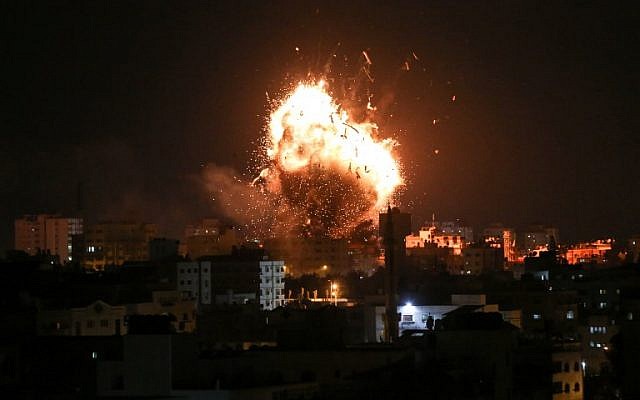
2 1 639 252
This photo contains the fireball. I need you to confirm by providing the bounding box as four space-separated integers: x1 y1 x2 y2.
256 80 403 237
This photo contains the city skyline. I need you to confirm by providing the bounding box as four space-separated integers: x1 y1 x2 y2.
3 1 639 253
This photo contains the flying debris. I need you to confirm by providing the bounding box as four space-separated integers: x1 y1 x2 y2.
362 51 372 65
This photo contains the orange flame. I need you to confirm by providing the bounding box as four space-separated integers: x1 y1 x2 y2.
264 81 402 212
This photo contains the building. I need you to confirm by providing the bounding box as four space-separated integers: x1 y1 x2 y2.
482 224 517 263
461 246 504 275
523 225 560 253
149 237 179 261
406 224 467 256
177 252 285 310
579 314 618 376
552 343 584 400
14 214 83 263
81 222 158 270
36 292 196 336
264 237 349 276
181 218 240 259
565 239 612 265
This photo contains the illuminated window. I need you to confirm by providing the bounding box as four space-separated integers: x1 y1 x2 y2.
533 313 542 320
402 314 413 322
599 302 608 309
599 289 607 295
566 310 574 319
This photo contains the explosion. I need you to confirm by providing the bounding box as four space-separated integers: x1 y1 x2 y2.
254 80 403 237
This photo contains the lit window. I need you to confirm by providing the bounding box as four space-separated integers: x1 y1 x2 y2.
599 289 607 295
533 313 542 320
402 315 413 322
628 312 634 321
599 302 608 309
566 310 574 320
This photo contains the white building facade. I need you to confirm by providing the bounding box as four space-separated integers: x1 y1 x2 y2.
259 260 285 310
177 259 285 310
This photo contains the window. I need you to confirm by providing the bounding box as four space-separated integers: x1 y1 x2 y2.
553 361 562 373
402 314 413 322
87 320 95 328
599 302 608 309
599 289 607 295
574 362 579 372
553 381 563 394
566 310 575 319
564 363 569 372
574 383 580 392
100 319 108 328
564 383 570 393
532 313 542 320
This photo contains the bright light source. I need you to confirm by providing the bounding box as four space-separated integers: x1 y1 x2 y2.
322 265 328 270
405 302 412 307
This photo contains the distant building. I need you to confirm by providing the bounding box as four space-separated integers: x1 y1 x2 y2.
565 240 612 265
36 292 195 336
181 219 239 259
264 237 349 276
523 225 560 253
461 246 504 275
149 238 179 261
482 224 517 262
14 214 83 263
81 222 158 270
405 225 466 256
176 252 285 310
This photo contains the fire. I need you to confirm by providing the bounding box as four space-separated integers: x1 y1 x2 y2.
254 80 403 237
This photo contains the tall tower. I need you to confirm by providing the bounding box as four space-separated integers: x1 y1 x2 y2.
379 206 411 343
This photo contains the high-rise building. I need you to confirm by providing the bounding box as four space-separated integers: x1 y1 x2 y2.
14 214 83 263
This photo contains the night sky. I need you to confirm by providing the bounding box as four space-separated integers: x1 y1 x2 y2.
2 1 639 253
